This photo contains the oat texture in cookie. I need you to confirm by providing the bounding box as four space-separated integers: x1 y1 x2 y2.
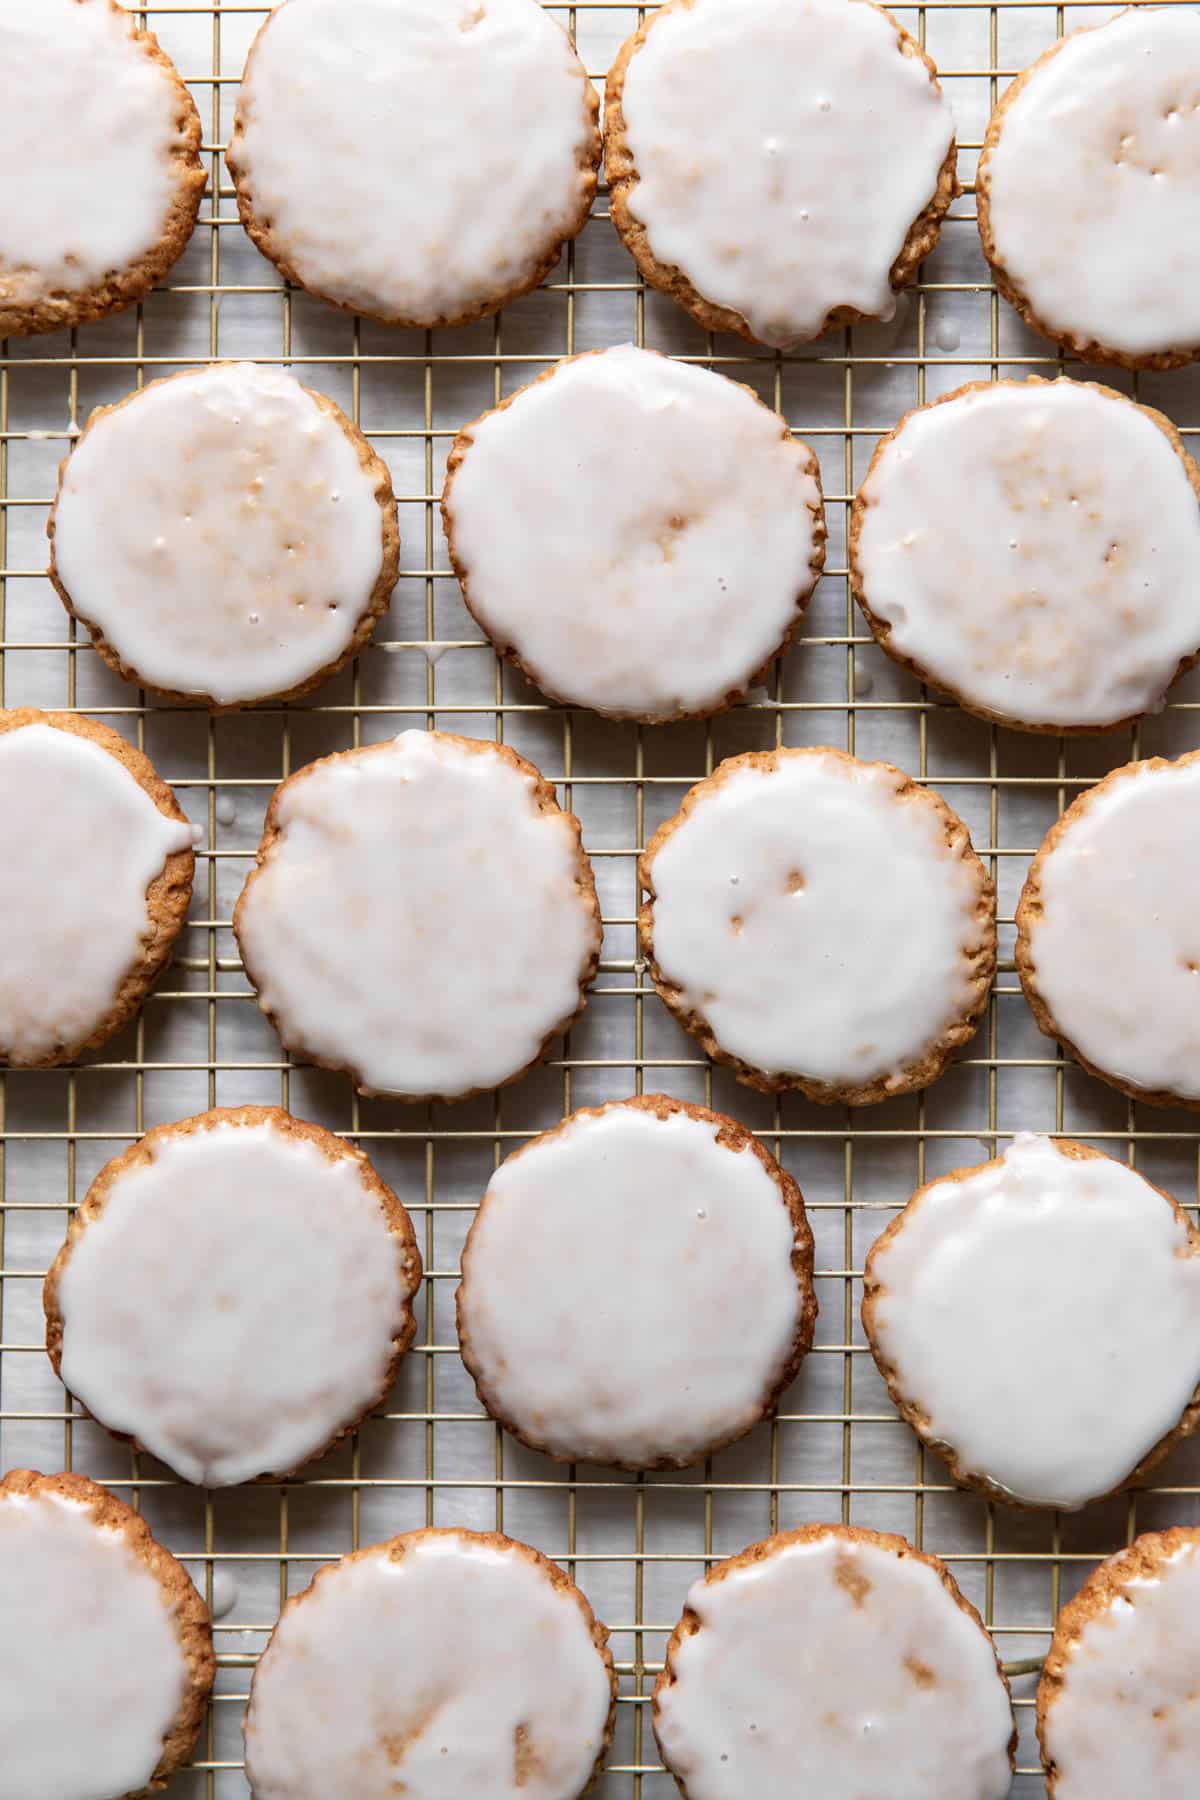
228 0 599 328
234 730 600 1102
654 1525 1014 1800
44 1109 422 1486
49 364 398 709
640 748 994 1102
0 0 205 338
852 379 1200 731
457 1095 816 1468
0 714 194 1067
605 0 955 345
978 8 1200 365
863 1135 1200 1509
0 1470 214 1800
442 346 825 721
243 1529 615 1799
1016 751 1200 1106
1039 1529 1200 1798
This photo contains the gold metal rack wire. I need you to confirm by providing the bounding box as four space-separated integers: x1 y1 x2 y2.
4 2 1200 1794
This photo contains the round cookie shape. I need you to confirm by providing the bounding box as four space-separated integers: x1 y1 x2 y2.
43 1107 422 1487
0 1469 214 1800
978 8 1200 368
653 1524 1015 1800
1016 751 1200 1108
233 730 600 1103
863 1134 1200 1511
604 0 957 348
851 379 1200 733
243 1528 616 1799
639 747 995 1103
228 0 599 330
0 0 205 339
48 364 399 710
1038 1528 1200 1798
457 1094 817 1470
0 710 194 1068
442 347 826 723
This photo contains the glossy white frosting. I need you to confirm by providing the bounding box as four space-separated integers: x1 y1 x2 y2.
982 8 1200 359
444 346 823 720
866 1134 1200 1509
616 0 954 344
52 364 390 706
243 1531 613 1798
854 380 1200 729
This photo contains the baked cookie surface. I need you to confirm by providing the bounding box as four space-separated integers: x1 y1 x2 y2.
243 1527 615 1799
978 7 1200 367
49 363 399 709
442 346 825 722
44 1107 422 1487
234 730 600 1102
0 0 205 339
604 0 956 346
1016 751 1200 1107
639 747 994 1103
228 0 599 329
0 710 194 1068
863 1134 1200 1510
457 1093 816 1469
851 378 1200 732
0 1468 214 1800
653 1523 1014 1800
1038 1528 1200 1798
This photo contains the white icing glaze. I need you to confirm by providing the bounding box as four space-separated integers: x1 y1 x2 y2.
54 1115 418 1486
0 723 192 1065
615 0 954 346
459 1102 807 1467
0 0 194 309
243 1530 612 1799
1021 754 1200 1100
655 1531 1013 1799
444 347 823 721
52 364 390 707
232 0 596 325
982 8 1200 359
644 749 988 1091
866 1134 1200 1509
0 1485 190 1800
1043 1537 1200 1798
234 730 596 1100
855 380 1200 730
210 1569 239 1620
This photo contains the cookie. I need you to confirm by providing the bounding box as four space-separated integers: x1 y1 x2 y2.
457 1093 816 1470
977 8 1200 369
851 377 1200 733
1016 750 1200 1108
1038 1527 1200 1798
43 1106 422 1486
0 710 194 1068
863 1134 1200 1511
0 0 205 339
639 747 995 1104
228 0 599 330
234 729 600 1103
48 363 399 710
243 1527 616 1799
604 0 956 348
442 346 826 723
653 1523 1015 1800
0 1468 214 1800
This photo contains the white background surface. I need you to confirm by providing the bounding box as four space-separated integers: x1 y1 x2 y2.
3 2 1200 1794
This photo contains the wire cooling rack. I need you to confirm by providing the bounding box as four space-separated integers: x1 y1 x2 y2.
5 2 1200 1794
